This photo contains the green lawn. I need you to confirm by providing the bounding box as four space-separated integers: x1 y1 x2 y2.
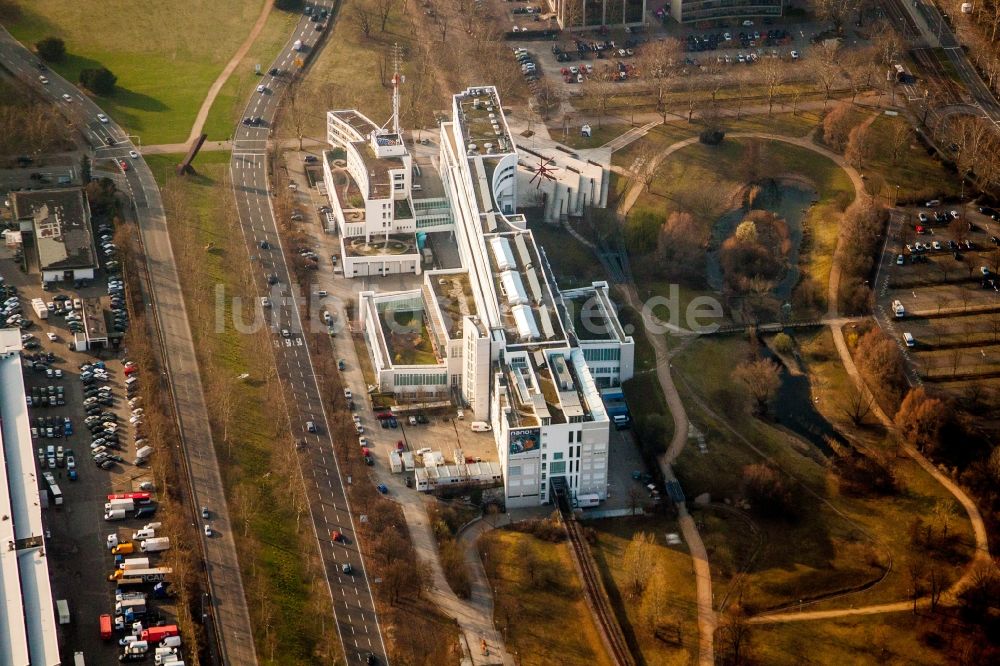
589 516 698 665
863 114 961 203
201 8 297 140
147 152 341 664
7 0 274 144
751 613 959 665
281 0 449 141
558 123 632 149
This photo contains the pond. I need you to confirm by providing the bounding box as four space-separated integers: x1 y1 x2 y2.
706 182 817 301
763 348 845 455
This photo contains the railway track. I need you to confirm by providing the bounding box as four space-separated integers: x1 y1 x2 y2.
563 515 636 666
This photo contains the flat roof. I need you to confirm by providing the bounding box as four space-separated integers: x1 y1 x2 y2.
429 271 477 339
332 109 380 137
485 231 565 345
454 87 513 156
561 283 632 343
83 297 108 341
352 141 403 199
12 188 96 271
0 348 60 665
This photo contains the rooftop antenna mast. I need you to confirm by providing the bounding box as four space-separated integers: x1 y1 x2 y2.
391 43 404 135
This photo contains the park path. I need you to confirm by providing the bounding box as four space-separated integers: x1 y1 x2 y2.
615 283 715 665
390 487 514 666
617 122 990 629
184 0 275 146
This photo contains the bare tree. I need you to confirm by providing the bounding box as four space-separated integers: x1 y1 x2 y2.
636 37 683 124
584 68 618 129
758 58 785 116
351 5 374 39
376 0 396 31
841 388 874 425
533 78 564 121
809 40 843 107
814 0 862 35
888 118 910 164
717 604 753 665
622 532 656 598
732 358 781 414
845 122 874 170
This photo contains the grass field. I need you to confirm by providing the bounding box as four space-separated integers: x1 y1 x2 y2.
279 0 451 142
7 0 272 144
145 151 342 664
589 516 699 666
480 530 614 666
671 331 975 613
863 115 960 203
558 123 632 149
201 8 297 141
751 612 957 665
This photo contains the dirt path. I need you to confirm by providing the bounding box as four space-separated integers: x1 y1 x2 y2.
616 285 715 665
184 0 275 146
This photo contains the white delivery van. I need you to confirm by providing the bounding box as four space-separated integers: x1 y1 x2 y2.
470 421 492 432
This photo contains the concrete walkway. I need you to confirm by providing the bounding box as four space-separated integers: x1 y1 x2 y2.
185 0 275 145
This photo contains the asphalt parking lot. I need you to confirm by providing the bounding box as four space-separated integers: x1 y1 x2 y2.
0 245 175 662
878 203 1000 382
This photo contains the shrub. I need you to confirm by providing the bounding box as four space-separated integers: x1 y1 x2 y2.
699 128 725 144
79 67 117 95
772 332 793 353
35 36 65 62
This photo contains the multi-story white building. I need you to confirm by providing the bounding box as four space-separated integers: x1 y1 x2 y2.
322 108 422 277
358 87 634 507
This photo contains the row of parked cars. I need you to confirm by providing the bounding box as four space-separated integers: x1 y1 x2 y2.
78 360 129 472
514 47 541 84
685 28 792 53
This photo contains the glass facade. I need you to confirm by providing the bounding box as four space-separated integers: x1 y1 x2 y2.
582 347 620 363
395 372 448 386
680 0 782 22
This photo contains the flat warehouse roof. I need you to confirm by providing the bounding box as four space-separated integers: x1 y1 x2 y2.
12 188 96 271
0 348 60 665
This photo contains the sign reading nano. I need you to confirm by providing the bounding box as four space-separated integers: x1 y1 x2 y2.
509 428 540 455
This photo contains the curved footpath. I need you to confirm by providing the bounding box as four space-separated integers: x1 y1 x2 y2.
184 0 275 145
619 126 990 630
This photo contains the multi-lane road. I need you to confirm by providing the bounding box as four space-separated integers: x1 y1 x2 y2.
227 3 389 665
0 26 258 666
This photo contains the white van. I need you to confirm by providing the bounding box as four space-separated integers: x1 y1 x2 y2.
470 421 492 432
132 529 155 541
903 332 916 347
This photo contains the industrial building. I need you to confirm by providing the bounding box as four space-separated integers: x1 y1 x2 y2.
0 329 60 666
356 87 634 507
10 188 97 284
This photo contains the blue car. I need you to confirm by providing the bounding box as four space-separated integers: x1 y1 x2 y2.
377 483 388 495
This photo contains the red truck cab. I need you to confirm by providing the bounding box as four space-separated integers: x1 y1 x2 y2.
99 613 112 639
